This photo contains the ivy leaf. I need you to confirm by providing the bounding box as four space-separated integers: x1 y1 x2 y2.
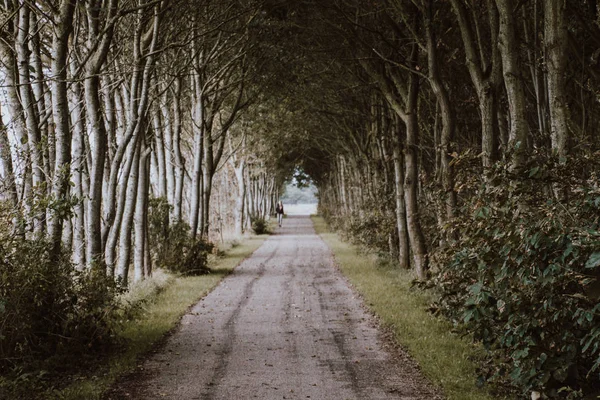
585 252 600 269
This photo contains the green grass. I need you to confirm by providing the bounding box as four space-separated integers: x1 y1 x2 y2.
53 235 267 400
311 216 497 400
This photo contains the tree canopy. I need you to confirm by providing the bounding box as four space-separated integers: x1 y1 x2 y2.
2 0 600 397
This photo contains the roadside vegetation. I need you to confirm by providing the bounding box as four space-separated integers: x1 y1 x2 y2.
0 236 265 400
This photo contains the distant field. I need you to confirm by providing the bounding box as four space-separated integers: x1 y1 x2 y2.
285 203 317 215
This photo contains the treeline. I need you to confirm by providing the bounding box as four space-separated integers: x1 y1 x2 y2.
280 1 600 398
0 0 285 379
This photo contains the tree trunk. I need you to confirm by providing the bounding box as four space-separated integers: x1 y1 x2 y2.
392 126 409 269
105 134 140 275
404 45 428 280
496 0 529 168
16 5 44 236
69 58 87 269
83 0 119 267
450 0 501 167
172 77 185 223
545 0 569 159
152 104 168 198
0 110 20 232
47 0 76 256
116 139 141 286
134 143 151 283
189 90 204 239
233 161 246 236
424 0 456 224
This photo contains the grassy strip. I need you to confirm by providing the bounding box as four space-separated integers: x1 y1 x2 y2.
54 235 267 400
312 216 497 400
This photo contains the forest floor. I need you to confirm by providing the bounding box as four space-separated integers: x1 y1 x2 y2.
106 215 441 400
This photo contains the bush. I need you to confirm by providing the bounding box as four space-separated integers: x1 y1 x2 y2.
432 152 600 398
344 209 396 254
148 198 214 275
251 216 269 235
0 239 121 373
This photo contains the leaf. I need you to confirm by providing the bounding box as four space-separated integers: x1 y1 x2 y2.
585 252 600 269
529 166 540 177
469 282 483 295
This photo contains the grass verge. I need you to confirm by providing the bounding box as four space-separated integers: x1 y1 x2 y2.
53 234 267 400
311 216 497 400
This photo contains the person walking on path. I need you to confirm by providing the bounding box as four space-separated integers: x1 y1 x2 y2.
275 200 284 227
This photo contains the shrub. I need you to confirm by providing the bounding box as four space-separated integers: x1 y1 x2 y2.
148 198 214 275
0 239 121 373
344 209 396 254
251 216 269 235
432 151 600 398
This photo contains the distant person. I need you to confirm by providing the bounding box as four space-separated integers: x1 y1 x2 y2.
275 201 284 227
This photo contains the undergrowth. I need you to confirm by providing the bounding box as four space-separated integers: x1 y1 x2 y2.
430 152 600 398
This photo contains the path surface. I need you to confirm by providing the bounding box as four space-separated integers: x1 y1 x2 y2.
109 216 440 400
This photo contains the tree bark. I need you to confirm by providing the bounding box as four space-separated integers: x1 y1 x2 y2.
69 57 87 269
496 0 529 168
545 0 569 159
47 0 76 256
392 120 409 269
16 5 44 236
404 66 428 280
116 139 141 285
134 143 151 282
84 0 119 267
172 77 185 223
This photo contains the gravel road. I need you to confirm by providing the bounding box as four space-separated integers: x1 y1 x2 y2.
108 216 441 400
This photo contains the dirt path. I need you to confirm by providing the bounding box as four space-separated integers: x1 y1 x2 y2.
108 216 441 400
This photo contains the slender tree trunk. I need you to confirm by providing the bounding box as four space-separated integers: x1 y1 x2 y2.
30 11 53 190
152 104 168 198
450 0 501 167
392 125 409 269
84 0 118 267
423 1 456 224
202 130 214 238
0 110 20 232
116 139 141 285
233 161 246 236
189 75 204 238
17 6 44 236
496 0 529 168
85 73 107 265
404 46 428 280
134 143 151 282
47 0 76 256
106 134 140 275
172 77 185 223
545 0 569 159
69 58 87 269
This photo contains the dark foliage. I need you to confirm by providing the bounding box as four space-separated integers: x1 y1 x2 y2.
431 152 600 398
0 240 121 373
148 197 214 275
251 216 269 235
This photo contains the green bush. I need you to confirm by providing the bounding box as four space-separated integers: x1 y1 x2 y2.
251 216 269 235
148 198 214 275
432 152 600 398
0 239 121 373
344 209 396 254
